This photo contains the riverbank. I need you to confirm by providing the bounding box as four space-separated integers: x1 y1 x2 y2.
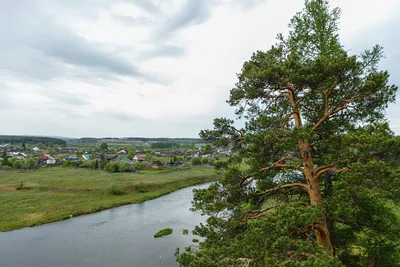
0 167 218 232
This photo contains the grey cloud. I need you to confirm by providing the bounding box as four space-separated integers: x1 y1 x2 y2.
151 0 266 41
48 93 90 106
115 16 155 27
154 0 211 40
0 1 155 83
139 44 186 59
43 0 159 16
233 0 267 10
103 112 144 122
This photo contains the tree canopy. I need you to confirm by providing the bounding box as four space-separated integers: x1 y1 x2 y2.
176 0 399 266
99 142 108 150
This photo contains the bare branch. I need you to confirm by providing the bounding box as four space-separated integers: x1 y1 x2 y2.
260 157 302 174
315 167 349 180
255 183 309 197
240 206 276 223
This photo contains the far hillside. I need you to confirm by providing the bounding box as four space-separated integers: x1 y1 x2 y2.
0 136 66 145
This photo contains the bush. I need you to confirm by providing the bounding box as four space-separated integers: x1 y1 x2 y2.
154 228 173 238
192 238 199 243
185 246 191 252
108 185 126 195
135 182 148 193
191 157 202 165
134 162 148 171
99 162 106 170
1 156 11 167
94 160 99 169
63 160 73 167
105 161 134 173
201 157 209 164
182 229 189 235
16 182 24 190
25 158 36 169
13 160 24 169
79 161 94 169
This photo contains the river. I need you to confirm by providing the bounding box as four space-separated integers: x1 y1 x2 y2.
0 183 210 267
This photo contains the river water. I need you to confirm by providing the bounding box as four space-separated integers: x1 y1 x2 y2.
0 183 210 267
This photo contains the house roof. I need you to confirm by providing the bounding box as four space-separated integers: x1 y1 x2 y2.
134 154 144 161
151 160 165 166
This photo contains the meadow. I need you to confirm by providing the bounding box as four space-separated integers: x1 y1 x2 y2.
0 166 218 231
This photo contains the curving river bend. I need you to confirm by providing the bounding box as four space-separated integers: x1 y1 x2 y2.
0 183 210 267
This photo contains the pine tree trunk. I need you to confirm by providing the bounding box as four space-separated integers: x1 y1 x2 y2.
289 87 333 253
300 140 333 253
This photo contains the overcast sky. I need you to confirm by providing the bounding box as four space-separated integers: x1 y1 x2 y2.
1 0 399 138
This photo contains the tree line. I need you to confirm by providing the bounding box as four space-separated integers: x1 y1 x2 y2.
0 136 66 145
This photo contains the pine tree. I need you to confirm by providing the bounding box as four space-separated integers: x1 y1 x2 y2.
176 0 399 266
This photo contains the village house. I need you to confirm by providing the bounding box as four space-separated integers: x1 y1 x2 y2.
151 160 166 169
133 153 144 162
8 152 27 160
46 156 56 165
117 149 128 155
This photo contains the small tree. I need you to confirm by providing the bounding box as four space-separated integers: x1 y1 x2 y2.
127 151 134 160
94 160 99 170
13 160 24 169
201 157 208 165
36 142 47 149
191 157 201 165
25 158 36 169
1 156 11 167
99 161 106 170
99 143 108 150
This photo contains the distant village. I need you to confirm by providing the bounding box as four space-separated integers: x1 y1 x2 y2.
0 140 232 171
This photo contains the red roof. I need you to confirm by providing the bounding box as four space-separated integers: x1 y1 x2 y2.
135 154 144 161
40 155 48 161
41 150 49 155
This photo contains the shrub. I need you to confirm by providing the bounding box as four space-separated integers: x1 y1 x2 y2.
185 246 191 252
94 160 99 169
135 182 148 193
154 228 173 238
13 160 24 169
191 157 202 165
108 185 126 195
63 160 73 167
25 158 36 169
182 229 189 235
99 162 106 170
1 156 11 167
16 182 24 190
79 161 94 169
134 162 148 171
201 157 209 164
192 238 199 243
105 161 134 173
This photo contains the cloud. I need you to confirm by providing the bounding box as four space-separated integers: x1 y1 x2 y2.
0 0 153 83
154 0 212 40
103 111 144 122
48 93 90 106
0 0 399 138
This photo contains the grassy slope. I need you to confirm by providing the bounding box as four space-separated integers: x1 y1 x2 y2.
0 167 218 232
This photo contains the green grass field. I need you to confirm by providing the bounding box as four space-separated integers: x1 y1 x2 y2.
0 166 218 232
